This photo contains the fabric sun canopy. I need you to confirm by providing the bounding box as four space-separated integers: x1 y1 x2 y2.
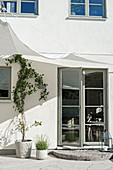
0 19 112 67
0 20 38 57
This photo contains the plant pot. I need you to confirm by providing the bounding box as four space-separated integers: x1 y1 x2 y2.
15 140 32 158
36 150 47 160
103 146 108 151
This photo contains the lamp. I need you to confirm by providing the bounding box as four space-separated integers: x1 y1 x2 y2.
101 130 112 151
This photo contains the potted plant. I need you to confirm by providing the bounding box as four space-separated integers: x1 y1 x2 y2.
35 135 49 160
6 54 49 158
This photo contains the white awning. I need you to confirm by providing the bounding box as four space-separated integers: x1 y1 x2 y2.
0 20 113 67
0 20 39 56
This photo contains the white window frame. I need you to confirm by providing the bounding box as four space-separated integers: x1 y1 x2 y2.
0 0 38 16
69 0 106 19
58 68 81 146
58 68 108 147
82 69 107 145
0 67 11 100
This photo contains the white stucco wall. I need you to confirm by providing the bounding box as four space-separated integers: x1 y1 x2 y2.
0 0 113 149
0 59 57 149
0 0 113 55
0 57 113 149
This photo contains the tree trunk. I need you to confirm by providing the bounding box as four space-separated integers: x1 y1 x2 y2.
22 124 25 142
22 112 26 142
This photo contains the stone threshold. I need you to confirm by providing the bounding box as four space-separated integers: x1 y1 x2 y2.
0 149 16 155
52 150 113 161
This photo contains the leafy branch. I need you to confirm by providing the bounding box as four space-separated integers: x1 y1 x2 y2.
6 54 49 141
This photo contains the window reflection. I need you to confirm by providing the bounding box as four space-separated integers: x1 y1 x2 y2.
85 125 104 142
0 69 9 83
71 0 85 3
85 70 105 143
85 107 104 124
0 84 8 97
3 2 17 13
0 90 8 97
62 128 79 143
71 4 85 15
21 2 35 13
62 70 79 88
89 0 103 4
85 90 103 106
62 107 79 125
85 71 103 88
89 5 103 16
0 68 10 98
62 89 79 105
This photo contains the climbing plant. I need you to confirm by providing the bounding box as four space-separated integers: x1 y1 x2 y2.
6 54 49 142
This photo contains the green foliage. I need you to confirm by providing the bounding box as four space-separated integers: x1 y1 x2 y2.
16 118 42 133
6 54 49 141
6 54 49 114
35 135 49 150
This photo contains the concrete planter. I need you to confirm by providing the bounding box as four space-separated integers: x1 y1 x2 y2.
36 150 47 160
15 140 32 158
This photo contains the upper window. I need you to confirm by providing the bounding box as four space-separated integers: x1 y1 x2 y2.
0 67 11 100
70 0 106 18
0 0 38 14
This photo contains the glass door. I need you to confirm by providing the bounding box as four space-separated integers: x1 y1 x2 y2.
59 69 81 146
58 68 107 147
83 70 107 144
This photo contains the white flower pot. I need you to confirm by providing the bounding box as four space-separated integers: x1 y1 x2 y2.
15 140 32 158
103 146 108 151
36 150 47 160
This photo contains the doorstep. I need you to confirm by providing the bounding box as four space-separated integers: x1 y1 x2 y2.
52 150 112 161
0 149 16 155
57 145 102 150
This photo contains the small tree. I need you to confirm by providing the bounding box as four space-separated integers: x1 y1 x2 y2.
6 54 49 142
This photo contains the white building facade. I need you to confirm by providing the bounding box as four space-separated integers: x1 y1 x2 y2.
0 0 113 149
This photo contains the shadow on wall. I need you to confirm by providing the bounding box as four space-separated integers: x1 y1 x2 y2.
25 60 57 111
0 60 58 149
0 117 17 149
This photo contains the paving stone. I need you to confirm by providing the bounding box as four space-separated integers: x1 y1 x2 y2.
0 150 113 170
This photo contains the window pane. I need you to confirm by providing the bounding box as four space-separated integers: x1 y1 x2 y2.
89 0 103 4
21 2 35 13
71 0 85 3
0 84 8 97
21 0 35 1
62 89 79 105
0 68 10 99
62 70 79 88
89 5 103 16
85 89 103 106
0 90 8 97
62 128 79 144
4 2 17 13
85 107 104 124
85 125 104 142
71 4 85 15
85 71 103 88
0 84 8 90
0 69 10 83
62 107 79 125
